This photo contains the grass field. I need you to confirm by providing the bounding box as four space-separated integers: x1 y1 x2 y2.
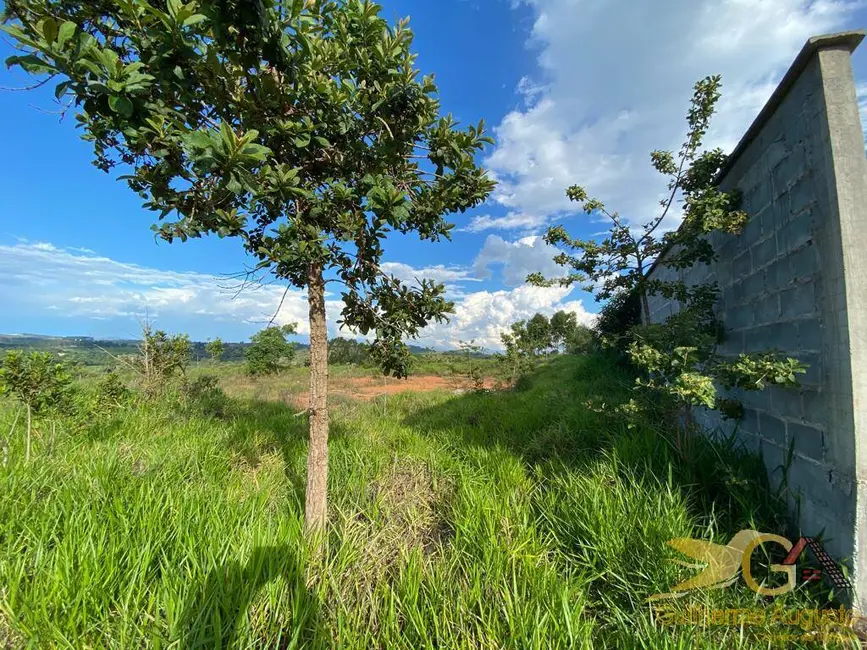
0 354 855 648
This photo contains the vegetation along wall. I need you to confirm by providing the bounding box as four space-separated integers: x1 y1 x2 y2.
645 31 867 607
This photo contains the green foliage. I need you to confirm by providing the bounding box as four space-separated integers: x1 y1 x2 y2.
499 310 589 382
0 349 74 460
132 325 191 395
94 370 132 413
0 355 840 648
327 337 370 366
452 340 486 390
181 374 227 417
593 289 642 349
245 324 298 376
0 350 73 417
2 0 495 375
205 337 225 362
534 77 806 424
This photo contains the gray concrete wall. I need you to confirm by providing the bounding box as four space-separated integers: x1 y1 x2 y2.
645 31 867 608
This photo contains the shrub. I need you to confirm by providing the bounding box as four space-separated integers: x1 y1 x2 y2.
245 324 298 376
181 374 227 418
94 370 132 413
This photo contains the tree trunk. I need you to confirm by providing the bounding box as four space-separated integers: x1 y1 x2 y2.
304 262 329 536
25 404 31 463
641 292 651 325
2 407 19 467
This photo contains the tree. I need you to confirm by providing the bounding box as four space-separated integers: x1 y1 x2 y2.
549 311 593 354
530 77 804 425
130 325 191 395
0 351 72 462
3 0 494 534
245 324 298 376
327 337 370 365
205 337 225 363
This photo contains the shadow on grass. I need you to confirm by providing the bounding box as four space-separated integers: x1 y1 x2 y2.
221 398 352 508
177 544 325 649
402 354 786 535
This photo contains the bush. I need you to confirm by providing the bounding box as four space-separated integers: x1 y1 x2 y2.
245 324 298 376
94 370 132 412
593 290 641 348
182 374 227 418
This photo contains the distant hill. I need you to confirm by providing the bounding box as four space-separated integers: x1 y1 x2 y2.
0 334 441 366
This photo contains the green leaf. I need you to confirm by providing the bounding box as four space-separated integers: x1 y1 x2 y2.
57 21 77 48
5 54 54 74
314 136 331 148
182 14 207 27
41 18 59 44
54 80 72 100
108 95 134 117
294 134 311 148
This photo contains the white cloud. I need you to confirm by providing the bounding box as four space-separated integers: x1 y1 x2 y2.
460 211 549 233
473 234 562 286
489 0 857 228
416 283 595 351
379 261 479 294
857 82 867 145
0 241 319 335
0 242 593 350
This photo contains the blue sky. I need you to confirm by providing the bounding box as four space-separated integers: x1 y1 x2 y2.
2 0 867 348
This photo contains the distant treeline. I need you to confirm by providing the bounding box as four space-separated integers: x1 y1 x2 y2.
0 334 438 366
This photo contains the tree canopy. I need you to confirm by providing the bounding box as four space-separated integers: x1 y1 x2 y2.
2 0 495 375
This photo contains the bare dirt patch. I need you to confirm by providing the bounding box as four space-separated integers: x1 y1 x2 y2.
292 374 501 408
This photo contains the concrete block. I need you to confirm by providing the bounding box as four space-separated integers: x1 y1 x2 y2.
780 282 817 319
797 319 824 351
725 306 754 331
741 389 770 412
741 214 763 243
778 208 816 252
741 408 761 436
732 250 752 280
769 385 803 420
789 421 824 461
798 352 824 388
801 389 827 426
787 174 817 216
771 150 807 190
760 412 787 445
761 442 787 491
755 294 781 325
744 325 773 352
787 242 818 281
768 320 800 352
764 258 791 291
752 235 778 270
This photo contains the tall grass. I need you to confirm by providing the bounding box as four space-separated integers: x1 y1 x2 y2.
0 355 854 648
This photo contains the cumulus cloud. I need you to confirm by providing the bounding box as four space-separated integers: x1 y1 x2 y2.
379 261 480 294
0 241 592 350
0 241 319 333
460 211 549 233
473 234 562 286
487 0 857 230
417 283 595 350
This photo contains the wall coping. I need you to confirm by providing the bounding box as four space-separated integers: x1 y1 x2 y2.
717 30 865 182
641 30 865 286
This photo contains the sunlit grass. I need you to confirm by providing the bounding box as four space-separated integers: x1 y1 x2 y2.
0 354 855 648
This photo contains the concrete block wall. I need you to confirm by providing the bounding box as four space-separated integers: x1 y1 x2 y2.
645 32 867 608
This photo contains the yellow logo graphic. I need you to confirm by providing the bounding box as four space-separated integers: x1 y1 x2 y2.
649 529 796 601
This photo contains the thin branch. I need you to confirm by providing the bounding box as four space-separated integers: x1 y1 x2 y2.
95 345 143 376
0 74 56 92
267 284 291 327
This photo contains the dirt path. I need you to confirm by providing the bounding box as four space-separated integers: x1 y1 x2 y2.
292 374 501 408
